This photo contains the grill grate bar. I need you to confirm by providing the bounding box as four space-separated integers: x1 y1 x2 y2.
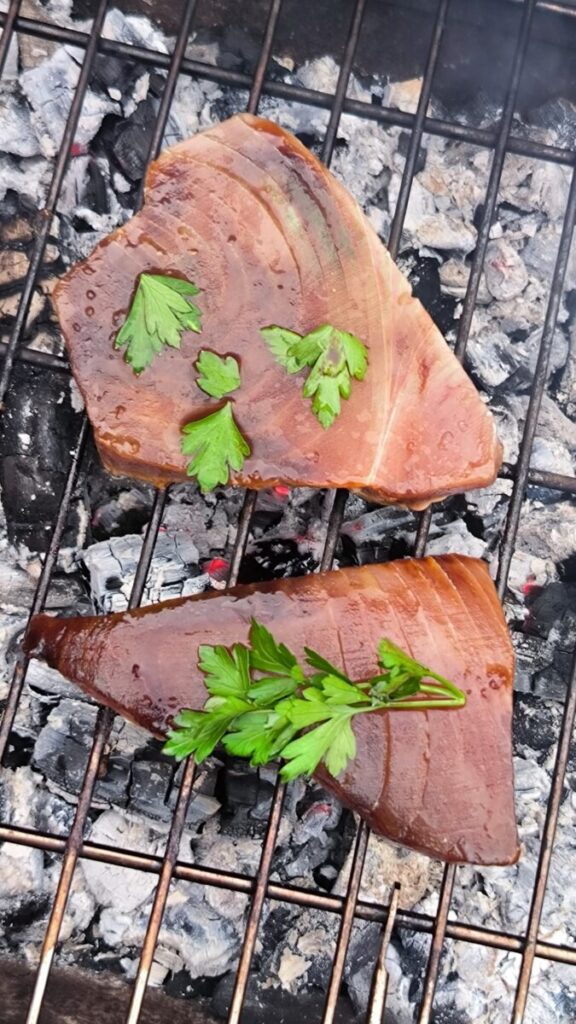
454 0 537 362
136 0 202 196
322 821 370 1023
499 167 576 1020
125 5 292 1017
320 0 368 162
387 0 449 260
417 863 458 1024
247 0 284 115
2 0 208 1005
0 0 22 78
125 757 198 1024
23 486 167 1020
228 777 287 1022
0 0 110 405
413 2 541 1014
2 10 576 169
366 882 401 1024
511 649 576 1022
225 2 374 1013
321 0 456 1010
496 164 576 599
24 706 115 1024
2 819 576 966
0 417 89 760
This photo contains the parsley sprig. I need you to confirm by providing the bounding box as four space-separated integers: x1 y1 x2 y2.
261 324 368 428
163 621 466 780
115 273 202 374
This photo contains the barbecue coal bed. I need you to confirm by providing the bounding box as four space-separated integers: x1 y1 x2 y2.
0 1 576 1022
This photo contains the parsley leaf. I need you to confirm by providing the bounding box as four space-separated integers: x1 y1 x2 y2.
198 643 250 697
195 350 241 398
115 273 202 374
181 401 250 493
260 323 368 428
249 619 304 680
259 326 306 373
163 624 466 781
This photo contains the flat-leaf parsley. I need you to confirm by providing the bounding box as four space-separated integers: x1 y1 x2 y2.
115 273 202 374
261 323 368 428
163 621 466 780
181 402 250 493
195 350 241 398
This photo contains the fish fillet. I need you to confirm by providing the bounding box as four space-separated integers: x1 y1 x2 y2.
53 114 501 506
26 555 519 865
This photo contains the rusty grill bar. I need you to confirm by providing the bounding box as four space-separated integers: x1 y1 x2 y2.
0 0 575 1021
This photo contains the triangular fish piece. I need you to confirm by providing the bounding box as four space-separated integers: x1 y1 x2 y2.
54 115 501 506
26 555 518 865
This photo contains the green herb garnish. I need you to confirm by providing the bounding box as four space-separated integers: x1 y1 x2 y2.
163 620 466 780
195 350 241 398
181 402 250 493
115 273 202 374
261 323 368 428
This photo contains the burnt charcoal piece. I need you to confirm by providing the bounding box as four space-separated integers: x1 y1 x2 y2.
0 362 82 551
407 251 458 336
111 98 158 182
129 757 175 819
237 539 317 583
212 971 359 1024
84 457 155 540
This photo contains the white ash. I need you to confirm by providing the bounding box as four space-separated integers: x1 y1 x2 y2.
82 809 165 912
20 46 120 158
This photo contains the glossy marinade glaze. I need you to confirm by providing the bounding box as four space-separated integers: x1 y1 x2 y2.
53 115 501 507
26 555 519 865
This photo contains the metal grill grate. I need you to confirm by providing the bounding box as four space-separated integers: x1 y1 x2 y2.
0 1 575 1022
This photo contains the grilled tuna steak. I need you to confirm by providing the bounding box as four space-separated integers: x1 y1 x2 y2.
53 114 501 506
26 555 519 865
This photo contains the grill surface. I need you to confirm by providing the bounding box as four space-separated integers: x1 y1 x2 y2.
0 0 576 1021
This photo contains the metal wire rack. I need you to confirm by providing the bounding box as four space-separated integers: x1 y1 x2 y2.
0 0 575 1021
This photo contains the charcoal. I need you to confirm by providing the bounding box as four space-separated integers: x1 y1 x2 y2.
111 98 157 182
81 531 202 612
128 759 175 821
84 462 155 540
212 972 358 1023
484 239 528 301
0 362 82 551
465 329 517 389
20 47 118 156
0 94 42 160
404 252 458 335
0 155 50 205
237 538 317 583
528 96 576 149
524 581 576 638
91 53 143 97
83 809 161 912
32 702 97 794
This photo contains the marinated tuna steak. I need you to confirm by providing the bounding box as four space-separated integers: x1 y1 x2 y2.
26 555 519 865
53 114 501 506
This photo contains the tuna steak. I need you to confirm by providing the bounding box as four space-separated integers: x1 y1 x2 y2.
53 115 501 506
26 555 519 865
